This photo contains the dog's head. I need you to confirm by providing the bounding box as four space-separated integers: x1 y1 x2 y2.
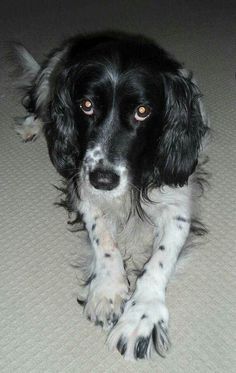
25 33 209 198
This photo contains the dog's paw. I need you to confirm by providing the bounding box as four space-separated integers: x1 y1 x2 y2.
107 297 170 360
82 270 129 331
15 115 42 142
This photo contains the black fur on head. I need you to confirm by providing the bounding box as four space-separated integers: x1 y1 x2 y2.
15 31 209 208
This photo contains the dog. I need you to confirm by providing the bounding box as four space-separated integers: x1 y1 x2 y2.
13 31 209 360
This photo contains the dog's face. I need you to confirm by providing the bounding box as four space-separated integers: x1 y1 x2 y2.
43 34 207 198
64 58 164 198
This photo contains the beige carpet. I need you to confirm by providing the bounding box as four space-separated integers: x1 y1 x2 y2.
0 1 235 372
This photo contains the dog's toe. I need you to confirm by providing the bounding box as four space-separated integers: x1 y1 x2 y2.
79 272 129 330
107 298 170 360
85 293 128 330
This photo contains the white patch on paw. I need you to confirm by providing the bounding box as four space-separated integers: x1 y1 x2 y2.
84 268 129 331
15 115 43 141
107 297 170 360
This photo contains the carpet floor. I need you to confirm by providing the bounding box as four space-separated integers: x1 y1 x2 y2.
0 1 235 372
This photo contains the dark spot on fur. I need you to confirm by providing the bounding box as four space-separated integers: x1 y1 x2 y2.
141 314 147 319
159 262 163 268
176 215 188 223
177 224 183 230
109 299 113 304
131 301 136 306
96 239 99 245
95 318 104 327
117 337 127 355
159 245 165 250
92 223 96 231
105 253 111 257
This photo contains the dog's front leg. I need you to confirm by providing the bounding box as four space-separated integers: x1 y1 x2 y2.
78 200 129 330
108 206 191 359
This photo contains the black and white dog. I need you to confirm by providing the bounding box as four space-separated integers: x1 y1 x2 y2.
14 32 209 360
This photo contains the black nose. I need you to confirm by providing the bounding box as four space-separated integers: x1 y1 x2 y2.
89 168 120 191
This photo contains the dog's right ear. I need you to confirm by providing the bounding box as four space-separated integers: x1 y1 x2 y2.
44 69 80 179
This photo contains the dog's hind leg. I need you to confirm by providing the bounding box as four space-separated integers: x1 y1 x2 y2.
15 115 43 142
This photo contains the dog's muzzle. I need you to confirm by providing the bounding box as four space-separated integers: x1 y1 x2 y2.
89 167 120 191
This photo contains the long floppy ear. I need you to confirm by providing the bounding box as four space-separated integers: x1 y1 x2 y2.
156 70 208 187
44 71 79 179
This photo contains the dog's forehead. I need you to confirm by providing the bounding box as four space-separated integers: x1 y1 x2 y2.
74 42 155 84
99 62 120 85
76 59 154 97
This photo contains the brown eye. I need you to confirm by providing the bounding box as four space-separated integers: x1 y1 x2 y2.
134 105 151 121
80 99 94 115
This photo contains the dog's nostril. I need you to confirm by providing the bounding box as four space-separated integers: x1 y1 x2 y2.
89 168 120 191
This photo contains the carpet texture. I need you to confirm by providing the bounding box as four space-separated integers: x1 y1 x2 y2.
0 1 235 372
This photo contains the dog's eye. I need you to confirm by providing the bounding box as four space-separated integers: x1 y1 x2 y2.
80 99 94 115
134 105 151 121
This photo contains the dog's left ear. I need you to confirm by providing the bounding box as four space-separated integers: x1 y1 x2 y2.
156 70 208 187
